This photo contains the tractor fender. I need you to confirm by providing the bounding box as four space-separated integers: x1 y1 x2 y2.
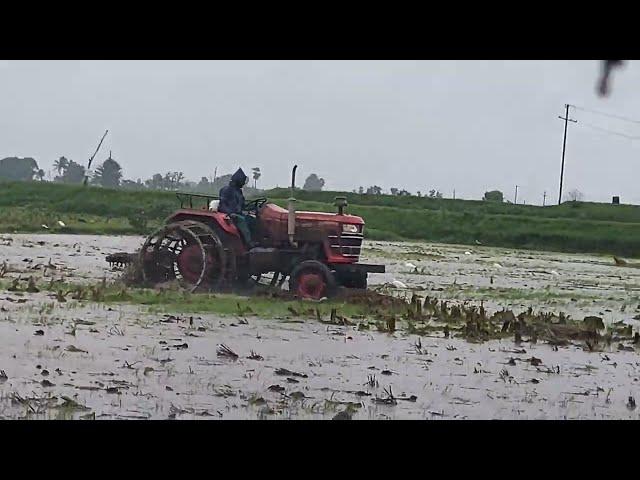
167 210 241 237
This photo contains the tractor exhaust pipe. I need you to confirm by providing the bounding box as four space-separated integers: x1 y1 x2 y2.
288 165 297 247
334 196 347 215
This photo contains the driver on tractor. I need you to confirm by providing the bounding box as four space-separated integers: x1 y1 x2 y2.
218 168 258 249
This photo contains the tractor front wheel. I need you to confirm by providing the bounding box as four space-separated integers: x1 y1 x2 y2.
289 260 336 300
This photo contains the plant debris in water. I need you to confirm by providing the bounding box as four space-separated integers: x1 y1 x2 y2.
247 350 264 361
216 344 239 360
373 386 397 406
275 368 308 378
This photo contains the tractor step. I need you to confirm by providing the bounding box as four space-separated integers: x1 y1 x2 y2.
332 263 385 274
248 247 277 253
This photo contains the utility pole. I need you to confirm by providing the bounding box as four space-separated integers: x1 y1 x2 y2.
83 129 109 187
558 104 577 205
453 189 456 200
543 191 547 206
514 185 519 204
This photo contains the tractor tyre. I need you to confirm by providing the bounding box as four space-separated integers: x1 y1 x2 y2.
289 260 337 300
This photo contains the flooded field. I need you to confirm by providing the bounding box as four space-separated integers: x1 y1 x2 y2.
1 234 639 419
368 240 640 327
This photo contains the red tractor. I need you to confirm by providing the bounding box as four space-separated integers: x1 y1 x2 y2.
122 166 384 300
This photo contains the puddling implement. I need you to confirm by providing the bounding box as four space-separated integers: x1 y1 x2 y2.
105 252 138 269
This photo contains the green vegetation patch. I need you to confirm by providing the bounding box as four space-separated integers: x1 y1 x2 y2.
4 180 640 257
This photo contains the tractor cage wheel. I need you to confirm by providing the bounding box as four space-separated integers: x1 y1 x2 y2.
139 220 227 292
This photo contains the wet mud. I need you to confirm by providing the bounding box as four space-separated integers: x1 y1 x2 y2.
1 234 639 419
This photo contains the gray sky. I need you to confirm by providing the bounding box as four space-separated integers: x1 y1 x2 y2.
2 60 640 204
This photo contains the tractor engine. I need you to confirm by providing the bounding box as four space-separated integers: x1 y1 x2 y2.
255 203 365 264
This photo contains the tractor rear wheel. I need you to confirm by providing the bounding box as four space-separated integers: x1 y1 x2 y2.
289 260 336 300
139 220 226 292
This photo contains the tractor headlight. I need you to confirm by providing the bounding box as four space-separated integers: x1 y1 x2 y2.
342 224 359 234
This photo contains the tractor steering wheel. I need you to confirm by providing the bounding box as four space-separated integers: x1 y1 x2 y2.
243 197 268 213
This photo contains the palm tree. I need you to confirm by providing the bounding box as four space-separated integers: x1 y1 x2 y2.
93 156 123 188
53 156 69 175
252 167 261 189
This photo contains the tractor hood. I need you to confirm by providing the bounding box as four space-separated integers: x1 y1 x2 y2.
261 203 364 225
296 210 364 225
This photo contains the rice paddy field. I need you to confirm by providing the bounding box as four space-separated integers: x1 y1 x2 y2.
1 233 639 419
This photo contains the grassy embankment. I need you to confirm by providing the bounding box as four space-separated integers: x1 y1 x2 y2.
3 180 640 257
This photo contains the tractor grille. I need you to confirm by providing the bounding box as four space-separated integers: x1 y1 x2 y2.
329 234 363 259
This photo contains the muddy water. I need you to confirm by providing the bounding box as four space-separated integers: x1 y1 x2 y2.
0 234 143 283
1 234 639 419
366 240 640 327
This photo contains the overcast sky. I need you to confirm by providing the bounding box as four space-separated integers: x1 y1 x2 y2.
2 60 640 204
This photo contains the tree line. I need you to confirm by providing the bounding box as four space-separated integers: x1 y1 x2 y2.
0 156 460 200
357 185 444 198
0 156 586 204
0 156 328 196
